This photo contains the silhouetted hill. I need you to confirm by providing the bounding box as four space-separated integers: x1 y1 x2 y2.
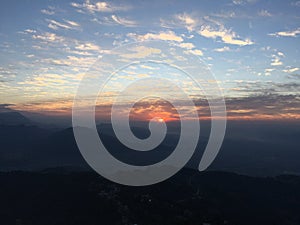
0 168 300 225
0 112 32 125
0 125 52 170
0 121 299 224
31 127 89 169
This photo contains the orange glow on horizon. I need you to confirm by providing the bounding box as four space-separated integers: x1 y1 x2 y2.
7 100 300 122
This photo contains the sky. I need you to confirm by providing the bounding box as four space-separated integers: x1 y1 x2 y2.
0 0 299 121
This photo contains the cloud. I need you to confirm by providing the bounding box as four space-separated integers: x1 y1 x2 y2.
178 42 195 49
128 31 183 42
23 29 36 34
47 19 72 30
283 67 299 73
41 9 55 15
265 68 274 72
172 40 203 57
32 32 66 43
224 94 300 120
111 15 137 27
30 30 107 64
160 13 198 32
232 0 244 4
286 73 300 80
264 68 274 76
140 65 158 70
13 99 75 115
101 93 300 121
91 15 136 27
185 49 203 56
0 104 15 113
143 31 183 42
269 28 300 37
75 42 101 51
212 11 237 19
258 10 272 17
277 51 285 57
232 0 257 5
65 20 80 27
175 13 197 32
18 74 67 87
198 25 254 46
121 46 161 59
65 50 93 56
229 79 300 95
47 19 80 30
161 13 253 47
0 67 16 78
46 56 96 68
71 0 130 13
41 6 55 15
271 55 283 66
214 46 231 52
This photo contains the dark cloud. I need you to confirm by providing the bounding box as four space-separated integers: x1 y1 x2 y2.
5 89 299 122
229 81 300 95
224 94 300 118
96 93 300 120
286 73 300 80
0 104 15 113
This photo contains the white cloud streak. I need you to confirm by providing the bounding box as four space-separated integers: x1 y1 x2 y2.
214 46 231 52
198 25 254 46
269 28 300 37
283 67 299 73
128 31 183 42
71 0 130 13
47 19 80 30
111 15 137 27
41 9 55 15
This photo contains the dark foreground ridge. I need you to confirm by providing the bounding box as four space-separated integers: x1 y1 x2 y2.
1 168 300 225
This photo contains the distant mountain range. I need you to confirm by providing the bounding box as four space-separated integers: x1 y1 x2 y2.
0 111 299 177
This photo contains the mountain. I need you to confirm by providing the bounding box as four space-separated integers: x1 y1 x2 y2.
0 120 299 176
21 111 72 128
0 124 52 170
0 112 33 125
0 169 300 225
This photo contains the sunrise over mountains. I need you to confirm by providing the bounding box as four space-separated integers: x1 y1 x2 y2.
0 1 300 224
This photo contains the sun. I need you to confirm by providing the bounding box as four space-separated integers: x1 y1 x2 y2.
158 118 164 123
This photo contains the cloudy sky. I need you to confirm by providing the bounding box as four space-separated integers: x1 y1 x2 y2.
0 0 299 121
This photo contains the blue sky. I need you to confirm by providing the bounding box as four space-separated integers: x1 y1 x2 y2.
0 0 299 120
